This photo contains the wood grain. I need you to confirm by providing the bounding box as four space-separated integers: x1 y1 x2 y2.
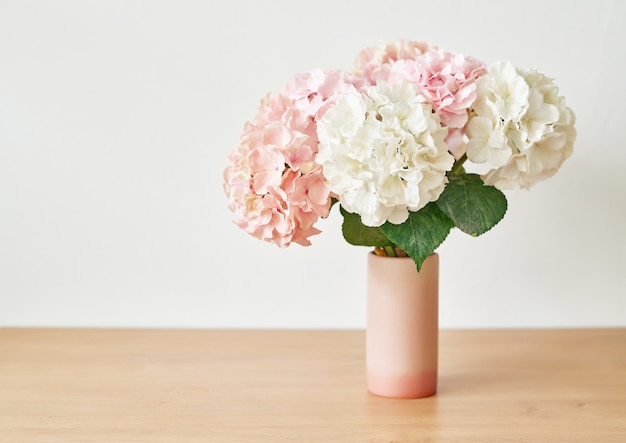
1 328 625 442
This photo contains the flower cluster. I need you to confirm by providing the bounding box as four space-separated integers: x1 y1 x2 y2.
224 39 576 269
223 69 361 247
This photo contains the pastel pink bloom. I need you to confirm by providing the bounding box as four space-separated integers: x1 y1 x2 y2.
224 120 326 247
388 50 487 129
224 69 360 247
353 41 486 158
355 39 435 84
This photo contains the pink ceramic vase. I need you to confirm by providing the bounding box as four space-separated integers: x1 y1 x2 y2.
366 252 439 398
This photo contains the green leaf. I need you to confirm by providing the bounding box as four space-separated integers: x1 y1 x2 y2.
380 203 454 271
340 206 394 247
436 173 508 237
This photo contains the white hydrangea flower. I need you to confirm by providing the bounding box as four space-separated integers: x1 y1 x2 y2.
466 60 576 189
316 81 454 227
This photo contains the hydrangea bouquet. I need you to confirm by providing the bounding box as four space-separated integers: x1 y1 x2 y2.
223 40 576 270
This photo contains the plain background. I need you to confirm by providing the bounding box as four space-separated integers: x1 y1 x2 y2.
1 0 624 329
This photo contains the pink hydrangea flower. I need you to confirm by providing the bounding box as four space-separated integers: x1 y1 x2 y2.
388 50 486 158
388 51 487 128
224 69 360 247
354 39 435 85
355 40 487 159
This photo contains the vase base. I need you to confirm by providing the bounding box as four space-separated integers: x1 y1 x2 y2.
367 370 437 399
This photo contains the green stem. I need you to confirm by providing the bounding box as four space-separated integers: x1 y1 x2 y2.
451 153 467 175
383 245 397 257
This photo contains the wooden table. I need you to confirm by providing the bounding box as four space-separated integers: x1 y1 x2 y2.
1 329 625 442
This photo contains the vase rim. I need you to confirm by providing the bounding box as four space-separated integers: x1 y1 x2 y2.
369 251 438 259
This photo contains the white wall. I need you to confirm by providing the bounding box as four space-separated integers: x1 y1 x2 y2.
1 0 624 329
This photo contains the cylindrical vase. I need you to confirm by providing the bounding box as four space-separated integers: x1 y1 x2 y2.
366 252 439 398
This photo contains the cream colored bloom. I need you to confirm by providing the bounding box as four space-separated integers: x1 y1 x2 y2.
466 61 576 189
317 81 454 227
